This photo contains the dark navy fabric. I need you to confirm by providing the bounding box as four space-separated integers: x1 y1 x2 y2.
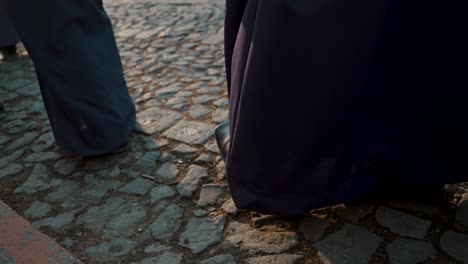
0 0 135 156
0 11 18 47
224 0 468 215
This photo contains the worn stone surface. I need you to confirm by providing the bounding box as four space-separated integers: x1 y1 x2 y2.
388 201 438 217
245 254 303 264
136 107 182 134
0 149 24 168
54 159 80 175
23 152 61 162
33 210 78 230
0 163 24 179
149 203 184 240
197 184 225 207
31 132 55 152
0 135 11 145
201 254 236 264
104 206 147 237
188 104 211 119
163 121 215 145
119 178 153 195
226 222 299 254
375 207 431 239
85 238 138 258
46 181 81 202
313 224 383 264
136 252 183 264
150 186 176 205
144 243 170 253
79 197 127 231
24 201 52 219
5 132 38 151
15 164 61 194
386 238 436 264
221 198 239 215
81 179 123 200
440 231 468 263
176 165 209 197
172 144 198 158
128 151 160 177
178 216 225 253
155 162 179 180
298 215 330 242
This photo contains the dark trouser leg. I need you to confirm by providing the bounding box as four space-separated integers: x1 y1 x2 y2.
0 0 135 156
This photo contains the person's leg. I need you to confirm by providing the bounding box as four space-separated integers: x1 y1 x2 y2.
0 0 135 156
0 11 19 56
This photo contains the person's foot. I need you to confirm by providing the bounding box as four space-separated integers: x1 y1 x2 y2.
0 101 4 111
215 121 230 159
0 45 17 56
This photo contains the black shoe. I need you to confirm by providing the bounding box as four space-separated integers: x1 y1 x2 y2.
0 45 17 56
0 101 4 111
215 121 230 159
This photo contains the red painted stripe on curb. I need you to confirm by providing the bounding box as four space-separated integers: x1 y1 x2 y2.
0 200 82 264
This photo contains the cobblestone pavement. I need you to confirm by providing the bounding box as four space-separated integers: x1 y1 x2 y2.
1 0 468 263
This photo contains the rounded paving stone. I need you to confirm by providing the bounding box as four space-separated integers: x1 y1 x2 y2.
200 254 236 264
245 254 303 264
85 238 138 258
172 144 198 158
313 224 383 264
226 222 298 254
53 158 80 175
176 165 209 198
440 231 468 263
128 151 161 177
150 186 176 205
0 149 24 168
149 203 184 240
119 178 153 195
104 206 147 237
386 238 436 264
135 252 183 264
33 209 79 230
79 197 127 231
197 184 226 207
155 162 179 180
0 135 11 145
0 163 23 179
298 215 330 242
178 215 225 254
23 152 61 162
221 198 239 215
4 131 38 151
144 243 170 253
375 206 431 239
135 107 182 135
163 121 215 145
24 201 52 218
15 164 61 194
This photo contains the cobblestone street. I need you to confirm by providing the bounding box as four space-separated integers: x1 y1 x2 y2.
1 0 468 263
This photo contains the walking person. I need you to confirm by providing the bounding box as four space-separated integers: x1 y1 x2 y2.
0 0 136 156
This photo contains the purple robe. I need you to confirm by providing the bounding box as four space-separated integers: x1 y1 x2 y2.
224 0 468 215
